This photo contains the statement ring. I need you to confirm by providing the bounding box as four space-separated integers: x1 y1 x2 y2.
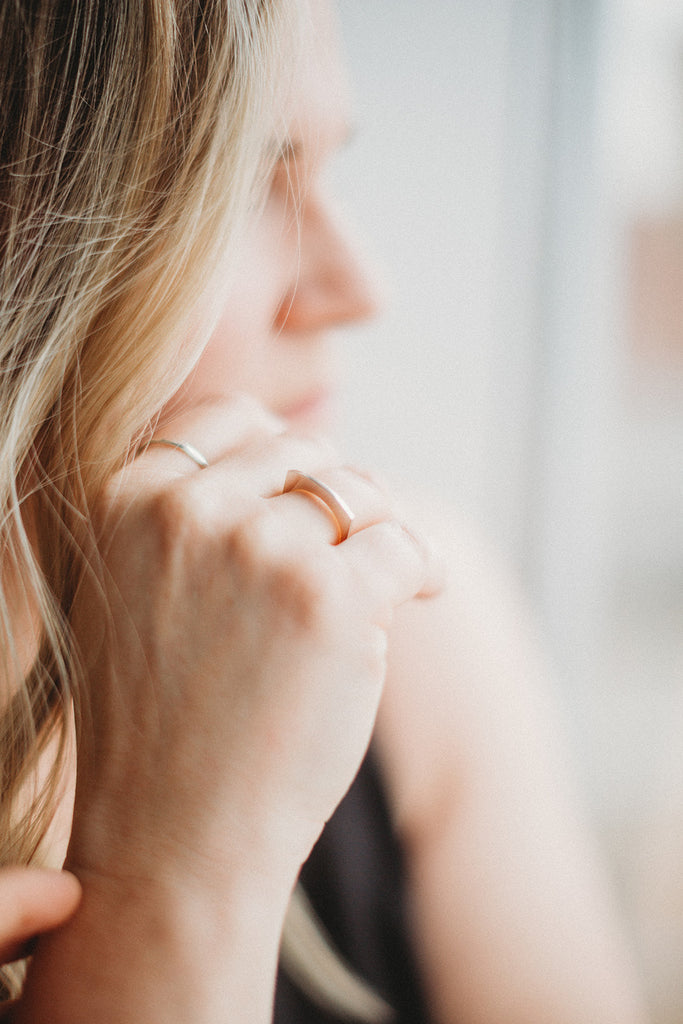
282 470 356 544
147 438 209 469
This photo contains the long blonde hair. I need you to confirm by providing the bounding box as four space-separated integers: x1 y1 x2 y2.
0 0 285 984
0 2 391 1018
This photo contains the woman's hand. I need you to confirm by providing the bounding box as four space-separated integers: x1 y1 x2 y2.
68 394 441 895
14 395 440 1023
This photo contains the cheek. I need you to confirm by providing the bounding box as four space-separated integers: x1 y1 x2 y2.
175 279 281 407
172 206 296 409
175 311 260 407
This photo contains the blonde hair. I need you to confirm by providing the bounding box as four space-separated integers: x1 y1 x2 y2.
0 0 286 989
0 2 390 1018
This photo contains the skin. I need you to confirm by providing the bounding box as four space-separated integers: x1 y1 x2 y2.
1 2 648 1022
164 5 375 433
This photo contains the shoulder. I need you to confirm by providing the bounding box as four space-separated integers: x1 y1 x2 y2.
375 492 571 840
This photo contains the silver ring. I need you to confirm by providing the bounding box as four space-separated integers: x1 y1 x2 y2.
282 470 355 544
147 439 209 469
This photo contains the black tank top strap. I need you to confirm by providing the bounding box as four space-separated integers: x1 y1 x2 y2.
273 746 434 1023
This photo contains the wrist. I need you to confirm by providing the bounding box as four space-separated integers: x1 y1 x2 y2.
16 858 293 1024
65 764 318 902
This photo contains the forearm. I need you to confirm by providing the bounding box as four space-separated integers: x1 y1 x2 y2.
13 866 291 1024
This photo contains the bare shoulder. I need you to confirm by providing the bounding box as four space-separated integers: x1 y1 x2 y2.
375 493 575 840
373 496 647 1023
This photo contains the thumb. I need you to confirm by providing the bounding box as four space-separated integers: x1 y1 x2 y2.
0 868 81 965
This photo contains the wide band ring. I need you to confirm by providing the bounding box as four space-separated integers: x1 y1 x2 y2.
147 438 209 469
282 470 356 544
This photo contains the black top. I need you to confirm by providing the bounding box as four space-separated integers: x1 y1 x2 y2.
273 749 434 1023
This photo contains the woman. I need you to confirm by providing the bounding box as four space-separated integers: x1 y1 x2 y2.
0 0 647 1021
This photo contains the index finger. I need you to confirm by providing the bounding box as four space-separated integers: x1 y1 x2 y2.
136 394 285 477
0 869 81 965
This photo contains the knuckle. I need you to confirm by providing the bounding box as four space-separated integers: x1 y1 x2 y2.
342 465 390 510
141 481 213 557
144 484 189 539
380 516 422 556
223 512 293 595
93 470 131 530
225 513 339 632
222 514 266 576
272 562 333 632
370 518 426 587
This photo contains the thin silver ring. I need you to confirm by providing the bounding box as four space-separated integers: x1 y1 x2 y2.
147 438 209 469
282 470 355 544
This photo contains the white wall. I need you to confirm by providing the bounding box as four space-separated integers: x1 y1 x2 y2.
333 4 683 1019
334 0 516 542
334 0 612 677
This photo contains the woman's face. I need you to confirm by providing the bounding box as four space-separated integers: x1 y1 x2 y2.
169 0 379 433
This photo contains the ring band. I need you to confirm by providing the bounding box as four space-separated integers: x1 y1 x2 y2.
147 439 209 469
283 470 355 544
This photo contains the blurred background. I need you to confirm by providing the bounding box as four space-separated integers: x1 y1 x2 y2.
334 1 683 1020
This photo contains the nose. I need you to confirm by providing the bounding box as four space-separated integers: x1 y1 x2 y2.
274 193 383 333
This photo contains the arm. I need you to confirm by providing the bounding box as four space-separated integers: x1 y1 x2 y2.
9 399 440 1023
376 510 647 1024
